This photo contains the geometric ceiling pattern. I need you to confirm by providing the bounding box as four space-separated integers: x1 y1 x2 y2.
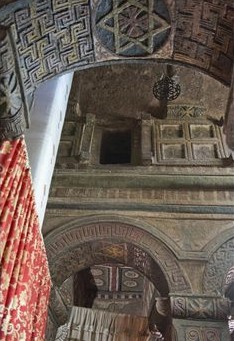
95 0 171 56
0 0 233 140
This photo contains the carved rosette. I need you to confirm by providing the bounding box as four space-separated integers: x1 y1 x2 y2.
170 295 230 321
0 27 25 140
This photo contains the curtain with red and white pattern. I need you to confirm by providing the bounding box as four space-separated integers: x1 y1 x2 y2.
0 137 51 341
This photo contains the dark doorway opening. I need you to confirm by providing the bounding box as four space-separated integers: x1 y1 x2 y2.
100 130 131 164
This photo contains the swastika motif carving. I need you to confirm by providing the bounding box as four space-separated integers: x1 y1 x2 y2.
173 0 234 84
45 220 192 293
203 237 234 294
95 0 171 56
1 0 95 90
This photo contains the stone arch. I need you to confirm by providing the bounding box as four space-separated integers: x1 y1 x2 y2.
203 236 234 295
44 217 192 294
1 0 233 139
0 0 232 89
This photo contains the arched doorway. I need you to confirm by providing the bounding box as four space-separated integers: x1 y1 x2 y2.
44 219 191 339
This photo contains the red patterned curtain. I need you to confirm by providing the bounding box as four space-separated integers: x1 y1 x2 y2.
0 138 51 340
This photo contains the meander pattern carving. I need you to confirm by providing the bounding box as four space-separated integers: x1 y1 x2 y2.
203 237 234 294
0 0 232 94
174 0 234 84
1 0 95 90
45 221 192 293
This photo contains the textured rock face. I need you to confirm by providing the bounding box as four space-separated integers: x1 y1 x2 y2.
76 64 228 120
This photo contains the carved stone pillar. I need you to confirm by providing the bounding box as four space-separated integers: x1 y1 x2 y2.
141 112 152 165
0 26 28 140
79 113 95 165
49 286 70 326
170 294 230 341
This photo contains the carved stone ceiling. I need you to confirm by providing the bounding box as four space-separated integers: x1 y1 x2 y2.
0 0 233 141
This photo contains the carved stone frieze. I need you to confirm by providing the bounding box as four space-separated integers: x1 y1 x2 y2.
170 295 230 320
0 0 232 95
45 220 192 294
173 319 230 341
167 105 206 119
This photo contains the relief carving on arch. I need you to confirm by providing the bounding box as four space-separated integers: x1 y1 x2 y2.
45 221 192 294
0 0 233 140
0 0 232 90
203 237 234 295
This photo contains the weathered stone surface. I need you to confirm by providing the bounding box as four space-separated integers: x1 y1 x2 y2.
172 319 230 341
170 294 230 320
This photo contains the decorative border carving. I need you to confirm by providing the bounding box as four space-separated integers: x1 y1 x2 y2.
203 237 234 295
0 0 95 90
1 0 232 139
170 295 230 320
173 318 229 341
45 220 192 294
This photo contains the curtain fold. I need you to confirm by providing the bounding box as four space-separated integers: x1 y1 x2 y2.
0 138 51 341
67 306 150 341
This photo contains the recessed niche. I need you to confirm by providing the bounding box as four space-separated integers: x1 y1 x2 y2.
161 143 186 159
192 143 219 159
100 130 131 164
160 124 184 139
190 124 215 139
